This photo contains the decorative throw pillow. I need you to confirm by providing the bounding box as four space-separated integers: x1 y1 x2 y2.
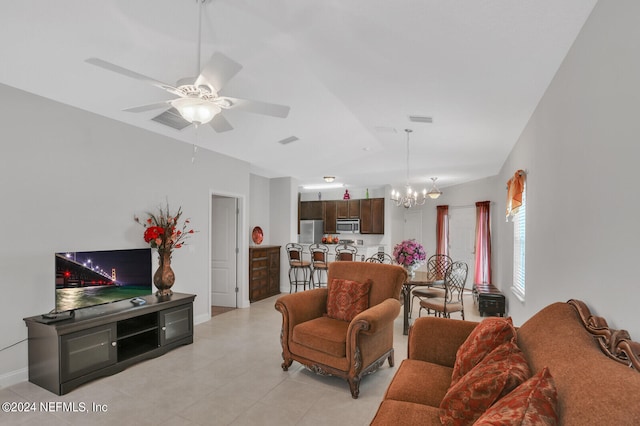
474 367 558 426
439 340 531 426
326 278 372 322
451 317 516 386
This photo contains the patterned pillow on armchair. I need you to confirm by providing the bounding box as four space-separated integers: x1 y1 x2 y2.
326 278 372 322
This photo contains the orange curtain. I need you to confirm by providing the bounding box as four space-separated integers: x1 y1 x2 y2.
506 170 525 219
436 205 449 256
474 201 491 284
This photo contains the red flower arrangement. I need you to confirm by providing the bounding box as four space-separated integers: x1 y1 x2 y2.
134 202 195 255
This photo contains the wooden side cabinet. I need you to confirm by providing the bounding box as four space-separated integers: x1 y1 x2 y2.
249 246 281 302
23 293 195 395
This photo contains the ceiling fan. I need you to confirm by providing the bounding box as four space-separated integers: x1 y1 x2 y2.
84 1 290 133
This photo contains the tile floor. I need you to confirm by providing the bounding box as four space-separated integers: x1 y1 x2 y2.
1 292 482 426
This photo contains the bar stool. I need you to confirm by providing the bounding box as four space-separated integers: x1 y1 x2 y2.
286 243 312 292
335 244 358 261
309 243 329 288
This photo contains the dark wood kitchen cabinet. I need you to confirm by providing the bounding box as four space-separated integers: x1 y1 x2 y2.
249 246 280 302
323 201 338 233
360 198 385 234
336 200 360 219
299 201 323 220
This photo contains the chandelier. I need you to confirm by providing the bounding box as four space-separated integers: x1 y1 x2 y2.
390 129 427 208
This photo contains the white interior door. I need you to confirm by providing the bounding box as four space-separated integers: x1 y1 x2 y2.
448 206 476 288
211 195 238 307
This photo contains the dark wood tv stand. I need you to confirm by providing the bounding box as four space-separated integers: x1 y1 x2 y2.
23 292 196 395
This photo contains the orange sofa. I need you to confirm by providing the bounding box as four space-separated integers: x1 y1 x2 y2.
371 300 640 425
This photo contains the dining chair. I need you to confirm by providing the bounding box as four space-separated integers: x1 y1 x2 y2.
418 261 468 319
365 253 395 264
410 254 452 317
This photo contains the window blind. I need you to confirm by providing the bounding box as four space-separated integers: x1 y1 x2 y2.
511 184 526 301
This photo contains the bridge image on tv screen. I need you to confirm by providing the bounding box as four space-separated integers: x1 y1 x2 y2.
55 248 152 312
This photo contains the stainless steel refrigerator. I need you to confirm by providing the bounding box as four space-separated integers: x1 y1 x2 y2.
299 220 324 244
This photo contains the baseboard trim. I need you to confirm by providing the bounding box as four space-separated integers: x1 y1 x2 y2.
0 367 27 389
194 313 211 325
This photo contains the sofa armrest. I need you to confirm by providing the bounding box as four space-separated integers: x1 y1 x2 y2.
408 316 479 367
350 298 401 335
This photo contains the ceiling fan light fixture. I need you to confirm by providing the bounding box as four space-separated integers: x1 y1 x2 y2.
171 97 221 125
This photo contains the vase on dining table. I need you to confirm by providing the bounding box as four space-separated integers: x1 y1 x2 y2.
404 264 417 279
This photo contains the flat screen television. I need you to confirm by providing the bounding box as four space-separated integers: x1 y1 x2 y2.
55 248 153 313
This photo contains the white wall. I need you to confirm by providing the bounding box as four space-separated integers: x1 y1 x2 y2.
249 173 271 245
493 0 640 336
397 1 640 340
268 177 299 292
0 83 250 386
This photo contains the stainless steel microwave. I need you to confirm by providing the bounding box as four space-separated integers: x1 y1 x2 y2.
336 219 360 233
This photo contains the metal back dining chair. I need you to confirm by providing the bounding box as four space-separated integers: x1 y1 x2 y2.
419 261 468 319
410 254 452 317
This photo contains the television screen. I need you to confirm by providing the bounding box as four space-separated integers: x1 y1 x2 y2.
55 248 153 313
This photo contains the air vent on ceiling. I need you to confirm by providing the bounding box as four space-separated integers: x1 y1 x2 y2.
278 136 299 145
409 115 433 123
374 126 397 133
152 108 191 130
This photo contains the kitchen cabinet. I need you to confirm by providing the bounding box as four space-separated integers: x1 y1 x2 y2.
300 201 323 220
360 198 385 234
249 246 280 302
23 293 195 395
336 200 360 219
323 201 338 234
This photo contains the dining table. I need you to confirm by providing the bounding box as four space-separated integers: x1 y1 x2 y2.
401 270 435 335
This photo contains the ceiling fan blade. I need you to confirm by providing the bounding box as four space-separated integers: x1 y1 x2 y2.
209 114 234 133
85 58 180 95
222 97 290 118
123 101 171 113
195 52 243 91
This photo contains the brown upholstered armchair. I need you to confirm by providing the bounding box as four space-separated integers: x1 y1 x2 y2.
275 261 407 398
